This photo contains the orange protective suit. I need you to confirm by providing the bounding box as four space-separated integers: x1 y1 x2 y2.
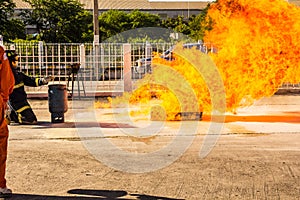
0 46 15 188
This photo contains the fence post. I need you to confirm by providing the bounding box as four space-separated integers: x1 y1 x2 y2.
145 41 152 59
80 44 85 67
123 43 132 92
38 41 43 68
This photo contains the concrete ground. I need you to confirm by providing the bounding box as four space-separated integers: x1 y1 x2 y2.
5 94 300 199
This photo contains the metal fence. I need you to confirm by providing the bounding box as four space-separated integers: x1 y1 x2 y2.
13 42 80 79
4 42 299 97
4 42 177 96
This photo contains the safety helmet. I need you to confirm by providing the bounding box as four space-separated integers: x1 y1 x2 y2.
5 50 18 62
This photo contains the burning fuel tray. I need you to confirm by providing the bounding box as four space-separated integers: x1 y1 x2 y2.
151 106 202 121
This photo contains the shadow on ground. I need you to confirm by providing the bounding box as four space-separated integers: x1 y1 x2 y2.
11 189 183 200
30 122 136 129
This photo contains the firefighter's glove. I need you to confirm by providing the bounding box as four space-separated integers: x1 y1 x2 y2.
41 76 54 85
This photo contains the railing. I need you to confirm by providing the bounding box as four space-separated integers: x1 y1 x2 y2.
4 42 176 96
13 42 80 79
8 42 174 79
4 42 299 97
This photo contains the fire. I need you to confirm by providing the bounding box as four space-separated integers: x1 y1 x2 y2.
96 0 300 120
205 0 300 110
127 45 223 120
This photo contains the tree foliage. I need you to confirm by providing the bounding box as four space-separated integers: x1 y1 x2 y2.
159 6 212 42
188 5 213 42
1 0 212 43
161 15 191 36
99 10 161 42
22 0 93 43
0 0 15 28
0 0 25 42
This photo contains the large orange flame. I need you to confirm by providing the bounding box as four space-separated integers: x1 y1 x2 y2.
127 44 226 120
205 0 300 111
130 47 212 120
96 0 300 120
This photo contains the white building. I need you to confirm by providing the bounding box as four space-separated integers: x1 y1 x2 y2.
13 0 213 19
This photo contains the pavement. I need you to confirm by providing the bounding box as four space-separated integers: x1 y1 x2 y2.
5 94 300 199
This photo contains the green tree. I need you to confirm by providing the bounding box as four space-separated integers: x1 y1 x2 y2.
99 10 161 42
0 0 25 42
161 15 191 36
22 0 93 43
129 10 161 29
98 10 129 41
159 4 212 42
188 5 213 41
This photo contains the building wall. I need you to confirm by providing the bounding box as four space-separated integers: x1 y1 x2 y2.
13 0 207 16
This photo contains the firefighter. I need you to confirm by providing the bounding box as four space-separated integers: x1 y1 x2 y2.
5 50 53 125
0 46 15 198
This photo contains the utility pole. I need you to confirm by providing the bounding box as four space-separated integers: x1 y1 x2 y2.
93 0 100 80
93 0 99 45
